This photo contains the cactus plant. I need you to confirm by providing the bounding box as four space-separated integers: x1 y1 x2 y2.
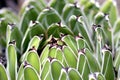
0 0 120 80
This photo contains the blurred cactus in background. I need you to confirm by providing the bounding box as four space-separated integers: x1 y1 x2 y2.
0 0 120 80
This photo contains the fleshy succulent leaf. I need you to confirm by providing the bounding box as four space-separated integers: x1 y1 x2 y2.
101 0 117 26
51 59 63 80
94 12 104 24
20 5 38 34
95 27 104 64
24 65 40 80
85 48 100 72
0 18 7 47
0 63 8 80
47 23 73 38
101 50 115 80
69 15 94 51
114 19 120 35
40 45 50 64
10 25 22 50
7 43 17 80
77 52 90 80
59 69 68 80
21 21 44 53
68 68 83 80
62 3 82 24
6 24 12 46
6 23 22 51
27 50 40 73
62 35 78 56
50 0 66 14
56 48 64 63
49 46 57 58
37 8 61 29
17 63 24 80
63 46 77 68
41 59 52 80
21 36 42 62
102 20 112 47
114 19 120 48
114 47 120 71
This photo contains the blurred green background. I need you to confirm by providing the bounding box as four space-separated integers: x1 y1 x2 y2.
0 0 120 14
